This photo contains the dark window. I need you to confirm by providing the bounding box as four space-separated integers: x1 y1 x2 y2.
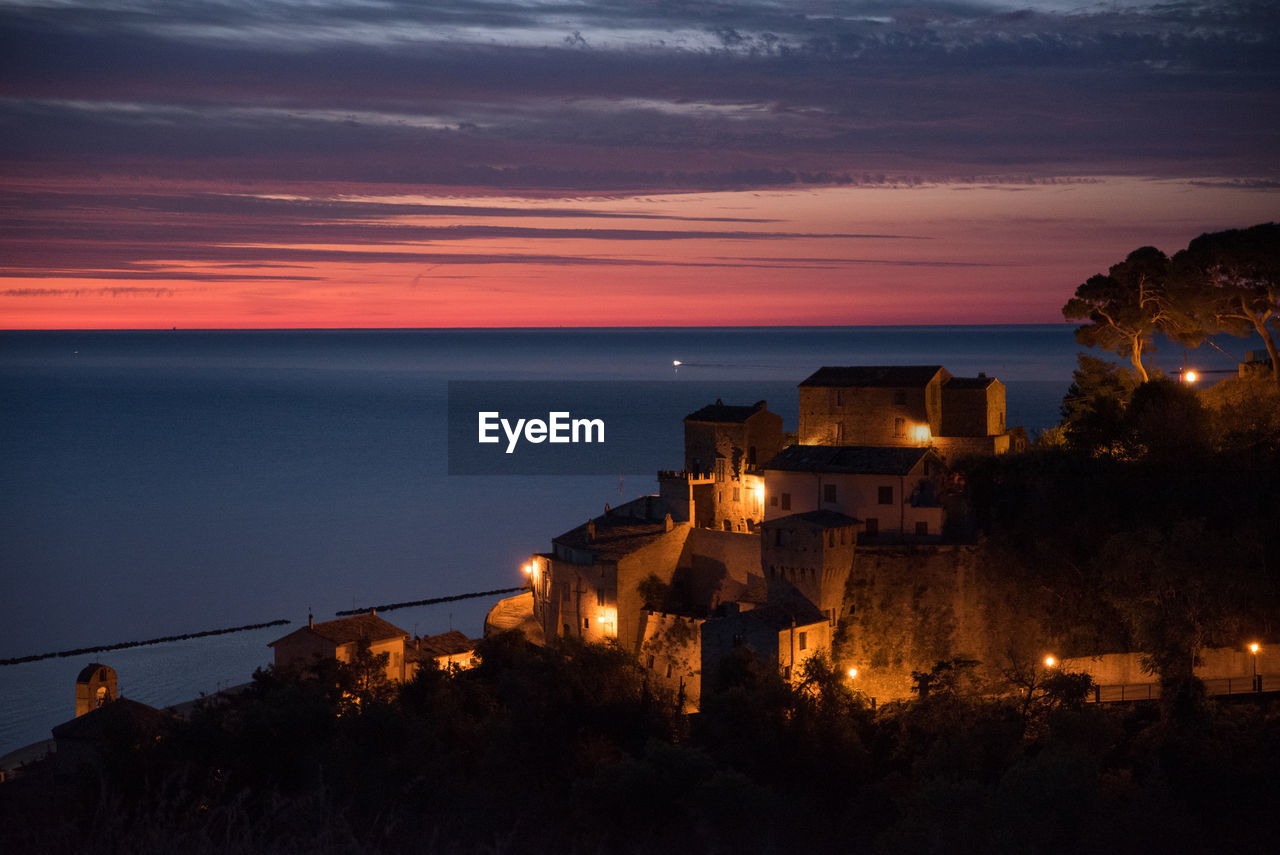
596 589 605 607
732 633 744 647
715 458 727 482
828 530 835 547
666 663 673 678
823 483 837 503
722 519 731 531
836 421 844 443
879 486 894 505
894 417 905 437
733 487 740 501
799 631 808 651
916 521 929 536
748 445 757 465
865 518 879 536
894 389 907 405
770 495 778 507
646 654 655 669
583 617 590 629
781 492 791 510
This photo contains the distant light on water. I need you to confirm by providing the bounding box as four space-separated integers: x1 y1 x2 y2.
672 360 682 366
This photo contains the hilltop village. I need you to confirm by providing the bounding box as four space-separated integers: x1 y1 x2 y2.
484 365 1031 707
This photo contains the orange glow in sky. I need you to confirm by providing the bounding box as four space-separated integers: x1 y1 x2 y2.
2 178 1276 330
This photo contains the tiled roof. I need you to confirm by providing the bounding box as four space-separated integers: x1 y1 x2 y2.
761 444 932 476
52 698 169 741
305 613 409 646
685 399 769 423
726 600 828 632
765 509 861 528
798 366 945 388
416 630 476 659
945 376 997 389
554 517 671 562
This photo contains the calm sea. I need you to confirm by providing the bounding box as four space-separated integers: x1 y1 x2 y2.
0 325 1247 754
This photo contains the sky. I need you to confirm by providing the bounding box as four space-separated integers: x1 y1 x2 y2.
1 0 1277 329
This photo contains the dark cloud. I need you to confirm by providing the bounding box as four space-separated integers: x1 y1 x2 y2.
1 1 1276 187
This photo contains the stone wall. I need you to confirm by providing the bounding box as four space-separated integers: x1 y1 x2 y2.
839 545 1050 703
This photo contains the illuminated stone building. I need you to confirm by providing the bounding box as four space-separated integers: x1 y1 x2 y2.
761 445 946 540
658 399 783 533
798 365 1014 459
269 612 412 683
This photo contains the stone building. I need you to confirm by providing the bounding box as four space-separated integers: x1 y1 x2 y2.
408 630 479 672
797 365 1015 460
760 509 860 628
74 663 117 717
701 601 832 685
799 366 949 446
527 495 764 654
761 444 946 540
269 612 412 683
659 399 783 532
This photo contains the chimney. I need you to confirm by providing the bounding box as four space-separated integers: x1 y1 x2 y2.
587 519 597 541
308 611 314 629
664 512 674 532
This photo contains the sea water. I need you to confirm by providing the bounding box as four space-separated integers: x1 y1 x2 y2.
0 325 1249 754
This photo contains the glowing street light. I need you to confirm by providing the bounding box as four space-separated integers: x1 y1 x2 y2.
1043 655 1057 668
847 667 858 679
1250 642 1261 691
1183 370 1199 384
522 562 533 575
911 424 932 445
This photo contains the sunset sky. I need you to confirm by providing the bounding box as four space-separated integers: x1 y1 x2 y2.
2 0 1277 329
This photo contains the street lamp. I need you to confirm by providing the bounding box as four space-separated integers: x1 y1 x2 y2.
847 667 858 680
1250 642 1261 691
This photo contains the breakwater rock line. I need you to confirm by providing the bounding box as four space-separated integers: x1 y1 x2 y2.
0 619 292 666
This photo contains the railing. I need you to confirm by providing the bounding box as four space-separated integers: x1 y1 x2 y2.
1090 673 1278 703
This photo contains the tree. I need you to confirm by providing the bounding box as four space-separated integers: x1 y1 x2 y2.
1124 378 1211 459
1063 246 1196 382
1172 222 1280 391
1059 354 1138 455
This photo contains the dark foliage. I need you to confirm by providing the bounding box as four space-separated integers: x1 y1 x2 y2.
5 631 1280 855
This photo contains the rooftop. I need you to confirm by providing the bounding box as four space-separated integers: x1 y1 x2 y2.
52 698 169 741
945 375 998 389
272 612 410 647
764 509 862 529
685 399 769 423
799 366 946 388
762 444 933 476
720 599 828 632
554 516 673 562
415 630 476 659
